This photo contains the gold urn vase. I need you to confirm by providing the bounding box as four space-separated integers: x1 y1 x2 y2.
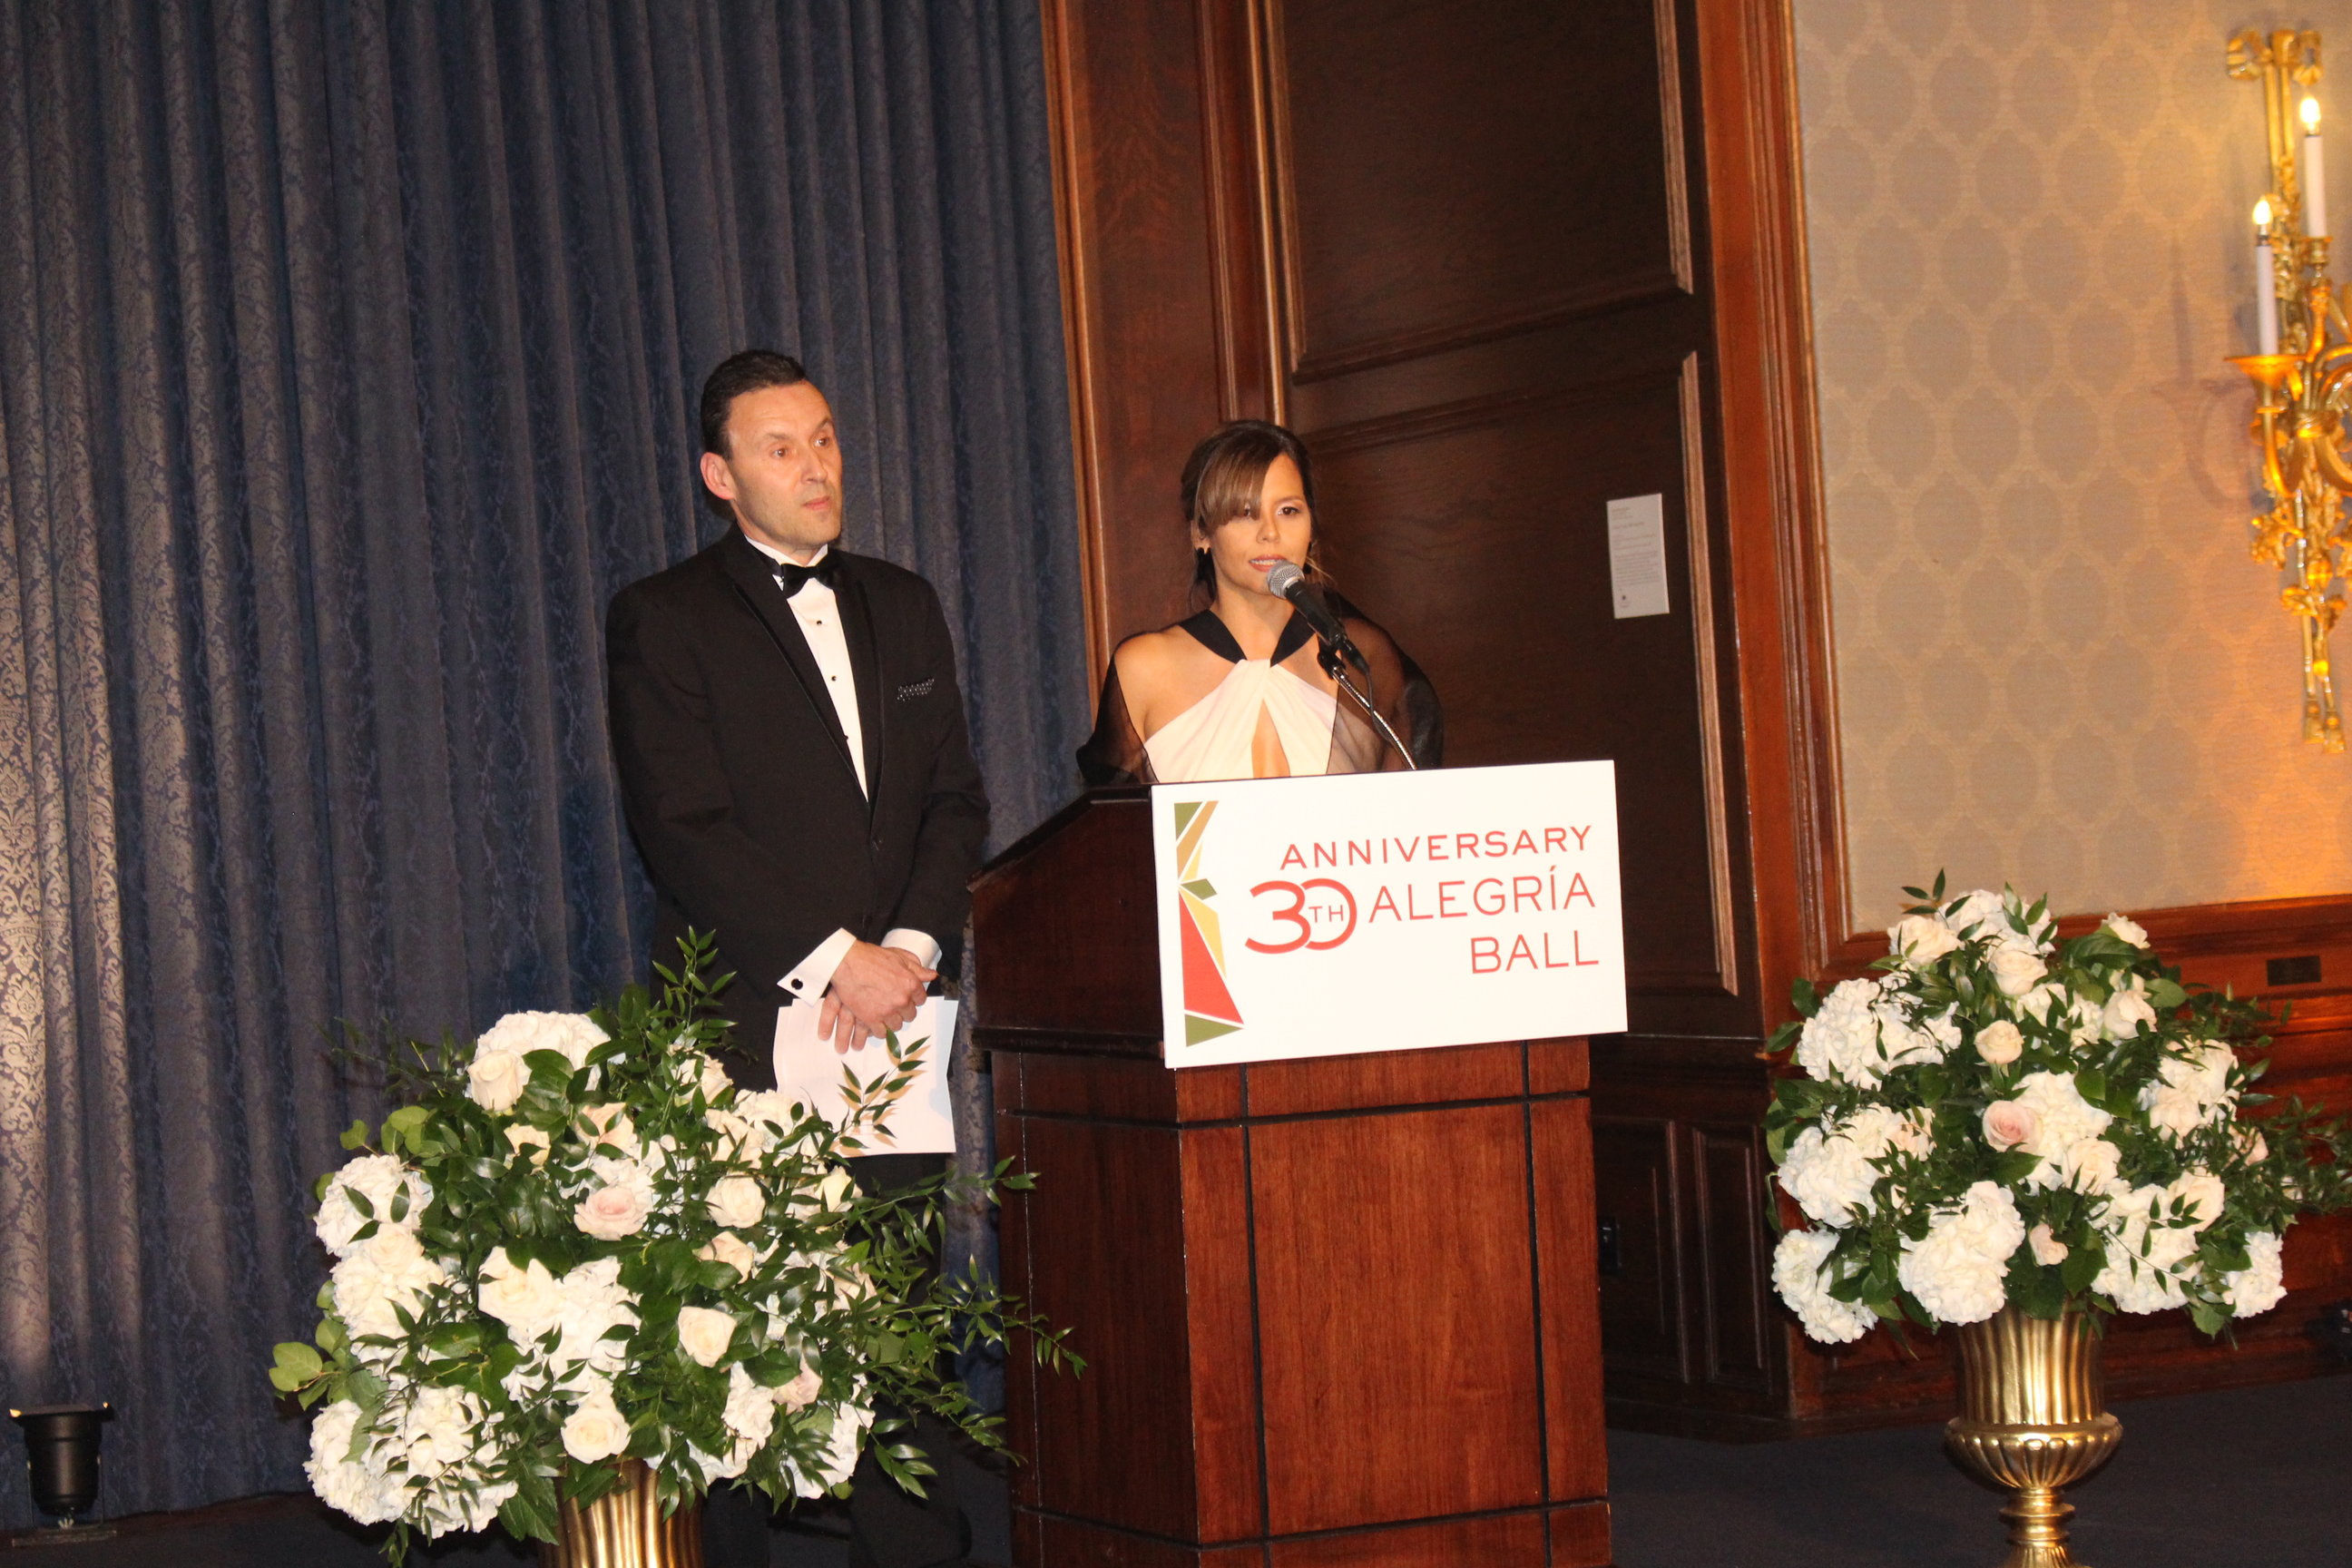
1943 1308 2122 1568
538 1459 703 1568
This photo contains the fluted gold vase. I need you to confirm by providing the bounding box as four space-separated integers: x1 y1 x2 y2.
1944 1308 2122 1568
538 1459 703 1568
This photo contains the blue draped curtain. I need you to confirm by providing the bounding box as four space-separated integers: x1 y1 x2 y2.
0 0 1084 1525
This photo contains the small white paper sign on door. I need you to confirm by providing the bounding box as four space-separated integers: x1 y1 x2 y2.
1607 493 1671 618
1151 760 1628 1068
773 995 958 1154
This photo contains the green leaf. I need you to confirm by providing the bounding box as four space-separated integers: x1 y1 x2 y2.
269 1340 324 1392
2074 1069 2109 1112
338 1118 370 1152
1791 976 1821 1018
2149 977 2187 1011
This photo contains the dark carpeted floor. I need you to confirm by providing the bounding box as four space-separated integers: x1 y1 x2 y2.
6 1374 2345 1564
1608 1371 2352 1566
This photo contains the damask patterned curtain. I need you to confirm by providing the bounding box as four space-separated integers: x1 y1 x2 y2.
0 0 1084 1526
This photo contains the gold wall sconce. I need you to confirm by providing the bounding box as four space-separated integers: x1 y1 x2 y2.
2230 28 2347 751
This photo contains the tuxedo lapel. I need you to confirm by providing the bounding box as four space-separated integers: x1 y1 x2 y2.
835 564 887 807
714 532 860 787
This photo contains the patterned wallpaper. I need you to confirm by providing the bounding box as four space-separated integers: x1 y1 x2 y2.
1793 0 2352 931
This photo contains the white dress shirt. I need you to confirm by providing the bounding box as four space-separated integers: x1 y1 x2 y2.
743 537 941 1000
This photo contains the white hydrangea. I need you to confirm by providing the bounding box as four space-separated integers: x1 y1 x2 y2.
332 1227 449 1344
2009 1072 2114 1191
779 1401 871 1496
316 1155 434 1259
1778 1106 1934 1226
2092 1184 2201 1314
2223 1231 2287 1318
1794 980 1950 1087
553 1257 640 1375
394 1384 485 1481
1897 1181 2025 1325
2140 1042 2238 1141
306 1401 401 1524
1772 1227 1878 1344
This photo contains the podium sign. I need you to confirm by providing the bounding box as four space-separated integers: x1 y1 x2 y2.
1150 760 1627 1066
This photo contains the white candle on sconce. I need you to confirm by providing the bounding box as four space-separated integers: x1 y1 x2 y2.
2256 198 2281 354
2304 96 2330 238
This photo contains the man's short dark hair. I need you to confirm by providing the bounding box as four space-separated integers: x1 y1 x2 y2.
700 349 808 456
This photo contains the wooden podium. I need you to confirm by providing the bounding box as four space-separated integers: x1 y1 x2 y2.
972 789 1612 1568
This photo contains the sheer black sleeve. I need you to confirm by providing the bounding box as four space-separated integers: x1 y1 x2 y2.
1076 658 1159 787
1325 603 1443 774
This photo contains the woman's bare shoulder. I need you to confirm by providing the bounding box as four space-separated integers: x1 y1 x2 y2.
1112 625 1200 681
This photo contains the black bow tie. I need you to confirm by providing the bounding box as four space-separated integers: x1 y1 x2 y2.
772 554 839 597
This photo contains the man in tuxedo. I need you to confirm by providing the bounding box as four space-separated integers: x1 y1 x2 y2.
605 349 987 1568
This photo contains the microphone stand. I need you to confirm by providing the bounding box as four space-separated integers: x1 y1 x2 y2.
1317 641 1419 771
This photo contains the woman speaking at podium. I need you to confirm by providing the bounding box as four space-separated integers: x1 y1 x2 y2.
1078 420 1441 786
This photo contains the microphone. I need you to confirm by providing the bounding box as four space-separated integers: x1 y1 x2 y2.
1264 562 1365 673
1262 561 1416 769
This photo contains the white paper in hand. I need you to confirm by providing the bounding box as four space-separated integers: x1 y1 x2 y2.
771 996 958 1155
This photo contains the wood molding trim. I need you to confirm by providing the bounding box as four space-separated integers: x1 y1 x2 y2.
1037 0 1115 685
1695 0 1847 1029
1679 350 1740 997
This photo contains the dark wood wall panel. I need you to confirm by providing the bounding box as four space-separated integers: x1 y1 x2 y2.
1269 0 1683 379
1309 376 1730 993
1248 1104 1544 1533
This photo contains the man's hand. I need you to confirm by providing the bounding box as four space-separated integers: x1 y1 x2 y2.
818 941 936 1054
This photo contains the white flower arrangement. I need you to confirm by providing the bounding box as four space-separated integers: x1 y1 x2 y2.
269 942 1071 1561
1767 879 2351 1343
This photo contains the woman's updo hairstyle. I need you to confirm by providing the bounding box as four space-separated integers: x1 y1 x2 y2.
1180 420 1318 600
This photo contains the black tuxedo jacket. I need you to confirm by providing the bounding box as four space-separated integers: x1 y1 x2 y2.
605 529 988 1084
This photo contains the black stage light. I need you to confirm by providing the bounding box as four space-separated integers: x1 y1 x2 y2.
6 1405 116 1545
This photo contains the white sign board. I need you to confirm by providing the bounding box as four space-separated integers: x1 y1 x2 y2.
1150 761 1627 1067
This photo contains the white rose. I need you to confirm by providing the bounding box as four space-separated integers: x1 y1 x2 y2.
2028 1222 2068 1266
706 1109 758 1162
467 1049 527 1112
698 1054 736 1102
699 1231 760 1280
1986 946 2047 998
479 1248 567 1341
316 1155 432 1258
2018 984 2065 1025
2237 1126 2269 1164
2057 1136 2124 1197
562 1381 632 1463
505 1125 552 1165
578 1103 641 1161
2102 914 2151 949
779 1362 823 1411
576 1176 656 1240
2224 1231 2287 1318
677 1305 739 1367
1887 914 1962 965
820 1168 856 1210
2101 980 2157 1042
477 1010 611 1072
1975 1020 2024 1066
707 1175 767 1230
1982 1100 2039 1152
1771 1227 1877 1345
2165 1168 2228 1232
